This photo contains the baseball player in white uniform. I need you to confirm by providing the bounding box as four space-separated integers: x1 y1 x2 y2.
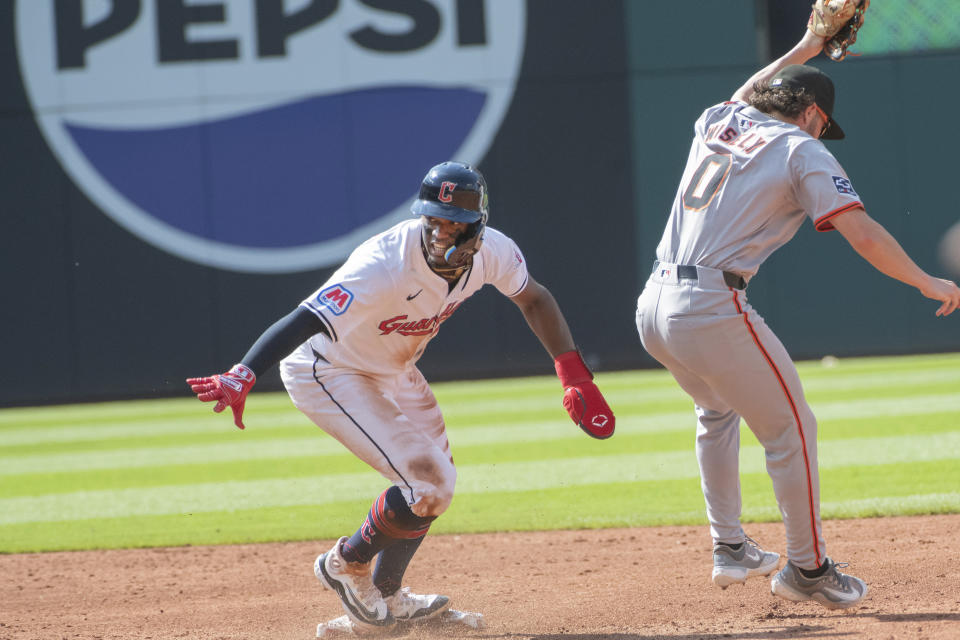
188 161 615 632
635 27 960 610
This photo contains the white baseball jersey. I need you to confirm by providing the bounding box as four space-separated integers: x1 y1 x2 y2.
656 101 864 279
298 219 529 375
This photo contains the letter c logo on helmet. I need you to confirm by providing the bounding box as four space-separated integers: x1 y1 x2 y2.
411 162 488 224
438 181 456 203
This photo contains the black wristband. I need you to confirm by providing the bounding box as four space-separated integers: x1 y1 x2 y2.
242 307 328 377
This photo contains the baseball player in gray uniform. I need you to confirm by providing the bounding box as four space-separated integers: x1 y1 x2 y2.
635 26 960 610
188 161 614 632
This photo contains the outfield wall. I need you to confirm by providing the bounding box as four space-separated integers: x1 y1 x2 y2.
2 1 958 406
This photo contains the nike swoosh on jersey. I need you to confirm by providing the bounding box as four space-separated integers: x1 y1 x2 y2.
406 289 423 300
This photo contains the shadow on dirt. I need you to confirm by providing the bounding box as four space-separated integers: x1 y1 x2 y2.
477 613 960 639
863 612 960 623
480 626 847 639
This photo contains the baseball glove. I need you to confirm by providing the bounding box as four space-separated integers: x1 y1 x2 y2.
807 0 870 61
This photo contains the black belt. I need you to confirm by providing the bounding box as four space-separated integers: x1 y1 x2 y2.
653 261 746 290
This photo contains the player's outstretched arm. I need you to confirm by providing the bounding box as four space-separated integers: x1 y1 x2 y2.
510 277 615 439
509 276 575 358
186 307 328 429
831 208 960 316
731 27 825 103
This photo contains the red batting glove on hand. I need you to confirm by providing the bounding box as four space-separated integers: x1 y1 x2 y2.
186 364 256 430
554 350 615 439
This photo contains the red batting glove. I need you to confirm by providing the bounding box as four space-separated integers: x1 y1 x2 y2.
554 350 615 439
186 364 256 430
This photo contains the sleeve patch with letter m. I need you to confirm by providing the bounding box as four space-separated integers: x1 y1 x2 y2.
317 284 354 315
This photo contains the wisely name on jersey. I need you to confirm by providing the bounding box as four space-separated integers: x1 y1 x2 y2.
658 101 863 280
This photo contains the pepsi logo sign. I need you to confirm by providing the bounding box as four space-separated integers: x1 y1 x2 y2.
15 0 526 273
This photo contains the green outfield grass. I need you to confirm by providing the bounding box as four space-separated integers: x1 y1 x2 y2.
1 353 958 553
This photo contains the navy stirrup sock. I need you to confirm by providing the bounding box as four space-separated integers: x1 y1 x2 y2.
373 534 426 597
340 486 434 565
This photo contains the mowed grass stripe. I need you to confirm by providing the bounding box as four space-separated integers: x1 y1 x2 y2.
0 378 594 430
628 493 960 531
731 493 960 523
0 481 699 552
792 352 960 377
595 393 960 429
1 482 955 553
0 394 301 429
0 436 344 475
3 388 958 471
0 412 315 446
402 382 960 425
1 446 956 552
0 424 318 457
815 458 960 502
0 420 608 474
795 366 960 394
5 410 958 498
3 431 957 525
593 353 960 393
3 352 957 437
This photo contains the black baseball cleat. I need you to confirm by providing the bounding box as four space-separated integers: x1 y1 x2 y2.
314 537 396 631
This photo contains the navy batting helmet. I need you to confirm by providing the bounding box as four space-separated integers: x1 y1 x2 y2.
412 162 488 267
411 161 488 222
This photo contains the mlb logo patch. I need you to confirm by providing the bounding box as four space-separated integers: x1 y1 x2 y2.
738 118 755 130
317 284 354 316
832 176 858 196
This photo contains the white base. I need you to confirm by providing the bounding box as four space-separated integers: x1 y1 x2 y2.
317 609 486 638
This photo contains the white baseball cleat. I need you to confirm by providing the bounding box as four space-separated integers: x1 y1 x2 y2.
712 536 780 589
314 537 395 632
384 586 450 622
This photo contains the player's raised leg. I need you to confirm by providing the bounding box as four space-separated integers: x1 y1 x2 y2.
372 367 454 622
282 353 456 627
314 483 445 629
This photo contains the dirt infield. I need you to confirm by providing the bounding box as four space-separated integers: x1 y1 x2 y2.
3 514 958 640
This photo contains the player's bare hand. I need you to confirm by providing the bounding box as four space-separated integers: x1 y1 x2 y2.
554 350 615 439
186 363 256 429
919 276 960 317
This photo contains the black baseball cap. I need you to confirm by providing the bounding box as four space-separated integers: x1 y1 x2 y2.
770 64 845 140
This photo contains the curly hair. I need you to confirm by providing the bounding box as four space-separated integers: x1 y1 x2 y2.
748 80 816 119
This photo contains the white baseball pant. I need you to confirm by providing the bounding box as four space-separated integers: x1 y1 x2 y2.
279 343 456 518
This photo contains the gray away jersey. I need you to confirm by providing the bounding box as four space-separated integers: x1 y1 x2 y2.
656 101 863 280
